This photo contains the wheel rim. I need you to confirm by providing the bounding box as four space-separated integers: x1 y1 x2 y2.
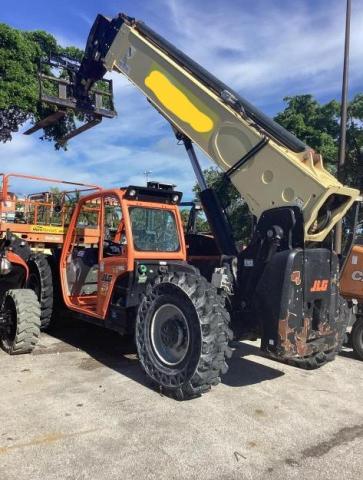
150 304 190 366
1 298 17 347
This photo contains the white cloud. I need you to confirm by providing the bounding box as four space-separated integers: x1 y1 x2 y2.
2 0 362 199
157 0 363 103
3 115 206 200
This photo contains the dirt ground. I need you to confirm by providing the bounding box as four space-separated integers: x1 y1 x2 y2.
0 317 362 480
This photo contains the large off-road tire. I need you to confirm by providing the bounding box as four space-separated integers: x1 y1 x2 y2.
27 253 53 330
286 296 348 370
0 289 41 354
351 316 363 360
135 271 232 400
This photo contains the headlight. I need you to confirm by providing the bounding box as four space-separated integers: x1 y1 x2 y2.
0 257 12 275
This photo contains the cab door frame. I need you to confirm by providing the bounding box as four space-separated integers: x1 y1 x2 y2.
60 189 131 319
96 192 131 318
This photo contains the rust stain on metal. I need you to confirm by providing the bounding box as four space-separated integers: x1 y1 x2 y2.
278 316 295 355
277 303 339 360
295 317 312 357
318 321 333 336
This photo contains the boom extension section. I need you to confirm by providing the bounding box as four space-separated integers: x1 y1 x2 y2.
29 13 358 241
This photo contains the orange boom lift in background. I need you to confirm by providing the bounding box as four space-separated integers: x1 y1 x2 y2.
0 172 101 249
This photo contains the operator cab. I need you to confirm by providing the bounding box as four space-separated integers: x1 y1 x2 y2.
61 183 184 319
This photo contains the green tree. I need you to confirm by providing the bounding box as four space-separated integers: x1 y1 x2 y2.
275 94 363 188
0 23 83 148
180 207 210 233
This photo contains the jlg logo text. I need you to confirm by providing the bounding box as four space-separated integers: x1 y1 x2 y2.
310 280 329 292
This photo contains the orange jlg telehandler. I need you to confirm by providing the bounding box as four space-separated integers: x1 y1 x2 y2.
24 11 359 390
2 173 232 400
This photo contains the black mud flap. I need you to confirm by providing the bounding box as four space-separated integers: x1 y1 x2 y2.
255 248 346 360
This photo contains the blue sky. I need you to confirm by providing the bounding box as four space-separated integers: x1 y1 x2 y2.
1 0 362 197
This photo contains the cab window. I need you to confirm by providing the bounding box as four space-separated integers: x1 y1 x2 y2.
103 196 126 256
129 207 180 252
76 199 100 230
104 197 123 241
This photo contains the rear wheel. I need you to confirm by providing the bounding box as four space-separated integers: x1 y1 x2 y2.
0 289 41 354
351 317 363 360
136 271 232 400
27 254 53 330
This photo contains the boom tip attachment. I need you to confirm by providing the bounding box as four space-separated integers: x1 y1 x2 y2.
24 55 116 144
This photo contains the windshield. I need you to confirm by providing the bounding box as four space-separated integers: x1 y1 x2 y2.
129 207 180 252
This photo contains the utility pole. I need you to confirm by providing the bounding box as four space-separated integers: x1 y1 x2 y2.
335 0 352 254
144 170 152 184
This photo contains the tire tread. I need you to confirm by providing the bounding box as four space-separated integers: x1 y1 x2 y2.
0 289 41 355
136 271 232 400
28 253 53 330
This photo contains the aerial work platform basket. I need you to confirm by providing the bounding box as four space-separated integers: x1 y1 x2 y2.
0 173 101 249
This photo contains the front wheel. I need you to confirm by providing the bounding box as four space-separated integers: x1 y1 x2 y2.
0 289 41 355
136 272 232 400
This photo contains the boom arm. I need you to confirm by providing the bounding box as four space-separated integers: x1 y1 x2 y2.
33 13 359 242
